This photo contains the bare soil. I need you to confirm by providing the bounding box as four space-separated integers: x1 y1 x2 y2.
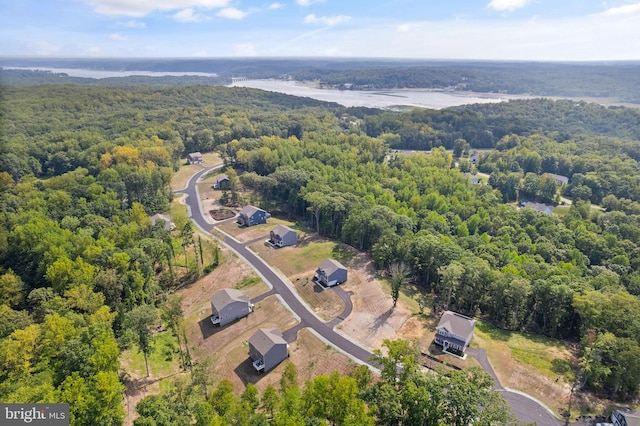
210 208 235 221
338 252 425 350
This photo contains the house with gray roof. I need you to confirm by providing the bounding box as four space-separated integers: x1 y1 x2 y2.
214 174 230 190
548 173 569 186
434 311 476 355
187 152 203 165
150 213 176 231
248 328 288 373
269 225 297 248
315 258 347 287
210 288 253 327
612 409 640 426
520 201 553 215
237 205 270 227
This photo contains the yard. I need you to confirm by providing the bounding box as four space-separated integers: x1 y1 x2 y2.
218 216 304 243
472 319 575 414
170 152 222 191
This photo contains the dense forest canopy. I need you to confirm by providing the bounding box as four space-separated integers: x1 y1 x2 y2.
1 79 640 424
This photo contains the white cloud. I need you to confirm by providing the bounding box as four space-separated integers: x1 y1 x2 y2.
304 14 350 26
108 32 127 41
173 7 211 22
268 2 284 9
296 0 324 6
487 0 532 12
232 43 257 56
216 7 248 19
117 20 146 28
397 22 420 33
597 2 640 17
80 0 229 17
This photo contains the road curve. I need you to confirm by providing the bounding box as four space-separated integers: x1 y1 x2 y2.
177 164 564 424
176 164 377 368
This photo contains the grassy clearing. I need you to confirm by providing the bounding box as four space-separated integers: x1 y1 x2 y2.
121 331 182 379
170 152 222 191
218 217 300 242
290 275 345 320
474 319 574 381
251 238 353 277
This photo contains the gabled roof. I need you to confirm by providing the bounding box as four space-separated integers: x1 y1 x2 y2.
240 205 264 217
272 224 295 236
521 201 553 214
188 152 203 158
548 173 569 184
249 328 286 356
216 174 229 182
436 311 475 341
210 288 250 311
318 258 346 275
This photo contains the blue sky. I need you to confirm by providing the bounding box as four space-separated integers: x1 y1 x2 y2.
1 0 639 60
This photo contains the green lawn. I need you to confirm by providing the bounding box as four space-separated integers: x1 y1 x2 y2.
473 319 574 382
121 331 183 379
252 239 353 277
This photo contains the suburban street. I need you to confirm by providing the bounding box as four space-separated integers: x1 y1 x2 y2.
177 164 567 426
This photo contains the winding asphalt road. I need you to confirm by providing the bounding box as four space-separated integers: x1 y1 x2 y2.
177 164 566 425
176 165 377 368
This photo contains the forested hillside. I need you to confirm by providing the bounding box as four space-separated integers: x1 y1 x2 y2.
1 83 640 424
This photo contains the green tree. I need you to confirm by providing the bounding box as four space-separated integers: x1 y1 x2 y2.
123 305 158 377
388 262 410 308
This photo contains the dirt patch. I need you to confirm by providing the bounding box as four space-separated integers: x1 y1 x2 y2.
289 275 345 321
337 253 425 350
472 329 573 414
288 328 359 384
210 208 235 221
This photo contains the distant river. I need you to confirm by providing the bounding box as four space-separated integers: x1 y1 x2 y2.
4 66 533 109
2 66 219 79
230 79 533 109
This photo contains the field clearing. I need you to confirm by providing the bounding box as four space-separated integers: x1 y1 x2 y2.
250 235 349 277
170 152 222 191
472 319 574 413
120 332 182 379
218 217 302 243
186 292 298 394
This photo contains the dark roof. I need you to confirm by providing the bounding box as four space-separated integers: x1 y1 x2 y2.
240 205 264 217
272 224 295 237
210 288 250 311
249 328 286 356
318 258 346 275
436 311 476 341
521 201 553 214
548 173 569 184
614 409 640 426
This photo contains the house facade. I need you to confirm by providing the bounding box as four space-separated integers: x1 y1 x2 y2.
315 258 348 287
237 205 269 227
269 224 297 247
210 288 253 327
187 152 203 165
248 328 288 372
214 174 230 190
434 311 476 355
